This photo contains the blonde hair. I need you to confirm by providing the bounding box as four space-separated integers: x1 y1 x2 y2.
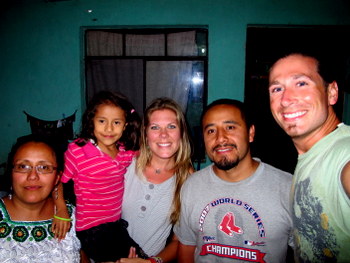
137 97 193 224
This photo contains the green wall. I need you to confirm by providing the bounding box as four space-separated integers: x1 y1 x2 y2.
1 0 350 165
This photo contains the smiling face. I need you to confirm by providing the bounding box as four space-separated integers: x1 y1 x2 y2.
12 142 59 206
202 104 254 171
93 103 127 153
269 54 338 144
146 109 181 161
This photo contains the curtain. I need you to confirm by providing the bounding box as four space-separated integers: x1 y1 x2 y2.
168 31 197 56
86 59 144 114
126 34 165 56
146 61 193 112
86 31 123 56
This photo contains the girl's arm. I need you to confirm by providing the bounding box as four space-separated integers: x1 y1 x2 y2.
80 249 92 263
177 241 195 263
153 234 178 262
52 182 71 240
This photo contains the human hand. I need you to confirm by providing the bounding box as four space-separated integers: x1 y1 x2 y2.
118 258 151 263
116 247 151 263
51 182 71 240
52 210 71 240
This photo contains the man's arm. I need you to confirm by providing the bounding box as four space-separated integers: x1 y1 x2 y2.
341 161 350 198
177 242 196 263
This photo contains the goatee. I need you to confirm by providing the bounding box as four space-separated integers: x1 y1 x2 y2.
215 157 239 171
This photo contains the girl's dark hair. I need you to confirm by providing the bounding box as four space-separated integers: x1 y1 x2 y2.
77 90 141 151
2 134 63 193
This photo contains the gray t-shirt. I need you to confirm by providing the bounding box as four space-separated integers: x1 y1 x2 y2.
174 160 293 263
122 159 175 256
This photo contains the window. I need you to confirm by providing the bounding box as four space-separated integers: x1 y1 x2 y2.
84 27 208 163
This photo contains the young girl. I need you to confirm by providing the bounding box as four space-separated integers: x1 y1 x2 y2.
54 90 147 262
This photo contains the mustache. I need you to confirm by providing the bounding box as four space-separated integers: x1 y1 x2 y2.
212 143 237 152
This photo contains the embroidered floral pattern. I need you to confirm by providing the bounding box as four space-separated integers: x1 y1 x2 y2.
0 199 81 263
0 222 11 238
13 226 29 242
31 226 47 242
0 200 73 242
48 224 55 238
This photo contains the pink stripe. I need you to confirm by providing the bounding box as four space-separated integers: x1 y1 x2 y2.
62 141 135 230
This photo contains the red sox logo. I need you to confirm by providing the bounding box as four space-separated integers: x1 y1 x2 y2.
218 212 243 236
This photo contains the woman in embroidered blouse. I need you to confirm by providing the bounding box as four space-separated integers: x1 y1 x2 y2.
120 97 194 263
0 134 81 262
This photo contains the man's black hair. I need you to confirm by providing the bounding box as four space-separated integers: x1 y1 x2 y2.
200 98 253 129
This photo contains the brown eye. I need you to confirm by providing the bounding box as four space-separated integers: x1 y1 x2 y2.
18 164 28 169
13 164 31 173
36 165 55 174
207 129 215 134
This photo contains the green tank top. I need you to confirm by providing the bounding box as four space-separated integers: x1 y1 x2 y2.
292 123 350 262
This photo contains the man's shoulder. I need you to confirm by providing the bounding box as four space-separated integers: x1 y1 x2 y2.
327 123 350 143
259 161 293 182
324 124 350 155
334 124 350 143
180 165 213 199
184 165 212 184
339 123 350 131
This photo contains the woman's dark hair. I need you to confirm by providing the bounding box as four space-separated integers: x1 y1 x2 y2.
77 90 141 151
2 134 63 193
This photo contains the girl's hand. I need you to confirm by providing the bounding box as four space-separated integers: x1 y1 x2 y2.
127 247 138 258
118 259 151 263
52 182 71 240
52 209 71 240
117 247 151 263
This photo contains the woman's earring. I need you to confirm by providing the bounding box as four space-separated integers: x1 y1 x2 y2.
8 187 13 200
54 186 58 200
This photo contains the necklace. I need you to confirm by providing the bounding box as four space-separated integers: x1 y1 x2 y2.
146 164 174 184
149 162 174 176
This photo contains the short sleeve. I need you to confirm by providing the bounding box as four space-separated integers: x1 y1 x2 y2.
61 143 78 183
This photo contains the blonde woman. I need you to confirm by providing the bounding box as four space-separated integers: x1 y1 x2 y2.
120 97 194 263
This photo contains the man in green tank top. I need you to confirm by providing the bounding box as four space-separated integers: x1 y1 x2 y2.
269 52 350 262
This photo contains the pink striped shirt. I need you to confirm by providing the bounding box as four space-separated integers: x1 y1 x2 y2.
61 140 135 231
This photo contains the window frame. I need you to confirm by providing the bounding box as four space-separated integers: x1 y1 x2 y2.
81 26 208 163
